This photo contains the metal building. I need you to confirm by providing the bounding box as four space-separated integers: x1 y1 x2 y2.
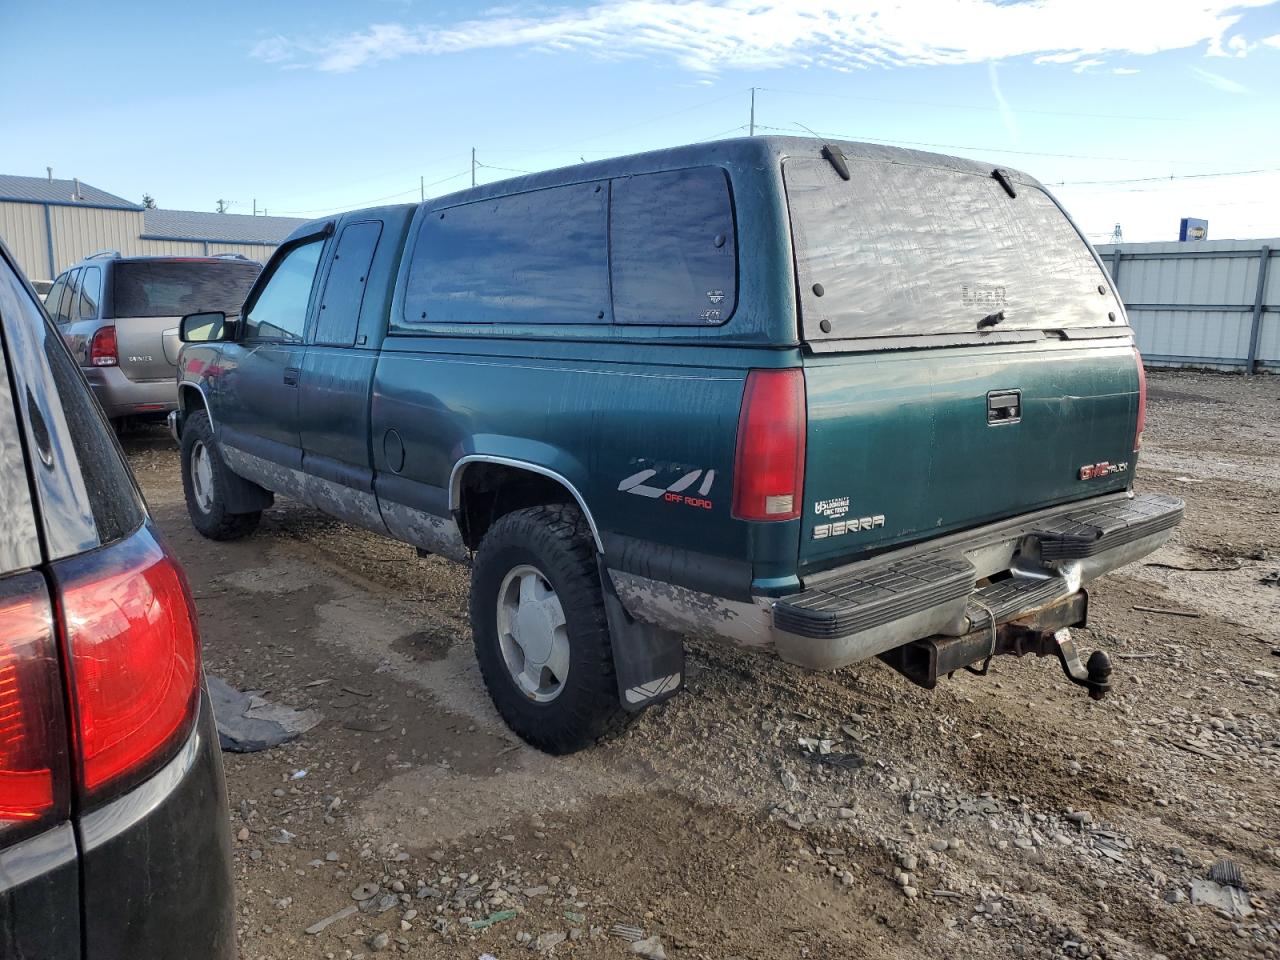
0 174 304 282
1097 238 1278 374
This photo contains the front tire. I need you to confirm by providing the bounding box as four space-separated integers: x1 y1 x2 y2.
180 411 261 540
470 505 631 754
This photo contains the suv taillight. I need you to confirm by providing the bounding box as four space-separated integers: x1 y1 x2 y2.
732 368 806 521
54 526 200 802
0 576 69 836
1134 347 1147 453
89 325 117 366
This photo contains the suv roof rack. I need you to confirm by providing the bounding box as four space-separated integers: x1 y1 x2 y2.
85 249 121 260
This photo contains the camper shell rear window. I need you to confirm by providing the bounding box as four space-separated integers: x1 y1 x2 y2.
784 156 1122 341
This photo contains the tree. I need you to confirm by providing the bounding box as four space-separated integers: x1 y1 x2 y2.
141 194 156 209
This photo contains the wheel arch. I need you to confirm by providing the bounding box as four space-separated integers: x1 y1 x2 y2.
177 381 213 433
449 456 604 554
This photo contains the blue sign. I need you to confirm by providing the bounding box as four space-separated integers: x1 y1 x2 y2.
1179 218 1208 241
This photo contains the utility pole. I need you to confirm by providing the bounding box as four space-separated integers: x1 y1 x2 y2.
253 198 257 216
420 175 424 201
471 147 476 188
216 198 227 213
749 87 756 136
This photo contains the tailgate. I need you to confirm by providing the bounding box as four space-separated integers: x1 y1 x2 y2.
783 147 1139 573
800 342 1139 571
114 315 181 382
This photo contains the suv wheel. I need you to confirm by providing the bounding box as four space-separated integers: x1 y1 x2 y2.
470 505 631 754
180 411 261 540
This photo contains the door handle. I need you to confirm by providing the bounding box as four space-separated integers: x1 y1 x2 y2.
986 389 1021 425
283 367 300 386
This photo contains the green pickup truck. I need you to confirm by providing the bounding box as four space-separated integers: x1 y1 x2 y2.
171 136 1183 753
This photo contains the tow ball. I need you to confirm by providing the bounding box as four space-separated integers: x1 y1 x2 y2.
1050 628 1112 701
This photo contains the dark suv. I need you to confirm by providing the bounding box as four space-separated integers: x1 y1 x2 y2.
0 239 234 959
46 253 260 423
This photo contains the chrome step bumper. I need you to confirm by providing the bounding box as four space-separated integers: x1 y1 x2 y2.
772 493 1183 670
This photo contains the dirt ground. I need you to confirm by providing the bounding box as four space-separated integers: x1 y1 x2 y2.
122 369 1279 960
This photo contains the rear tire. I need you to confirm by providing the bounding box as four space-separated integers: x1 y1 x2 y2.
470 504 631 754
181 411 261 540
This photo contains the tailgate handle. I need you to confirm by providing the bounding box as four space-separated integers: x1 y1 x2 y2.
987 390 1021 425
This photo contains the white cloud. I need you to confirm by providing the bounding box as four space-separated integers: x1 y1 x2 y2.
1113 67 1141 74
1262 33 1280 48
1072 58 1107 73
250 0 1280 73
1192 66 1251 93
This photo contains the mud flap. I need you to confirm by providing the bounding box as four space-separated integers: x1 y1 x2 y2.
598 559 685 712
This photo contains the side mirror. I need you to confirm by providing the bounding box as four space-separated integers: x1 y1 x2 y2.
180 311 230 343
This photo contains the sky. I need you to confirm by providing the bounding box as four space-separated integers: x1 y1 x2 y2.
3 0 1280 243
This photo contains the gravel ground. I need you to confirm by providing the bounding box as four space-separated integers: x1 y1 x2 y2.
122 369 1280 960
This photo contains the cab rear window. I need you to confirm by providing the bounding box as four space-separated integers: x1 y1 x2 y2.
113 260 260 319
785 157 1120 341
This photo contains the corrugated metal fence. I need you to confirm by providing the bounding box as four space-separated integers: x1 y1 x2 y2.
1096 239 1278 373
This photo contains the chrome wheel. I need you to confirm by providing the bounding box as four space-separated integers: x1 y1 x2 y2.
190 440 215 513
496 564 569 703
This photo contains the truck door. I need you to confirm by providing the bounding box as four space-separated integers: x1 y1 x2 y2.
214 232 326 496
298 218 388 532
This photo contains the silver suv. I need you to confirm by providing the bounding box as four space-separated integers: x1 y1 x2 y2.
47 252 261 423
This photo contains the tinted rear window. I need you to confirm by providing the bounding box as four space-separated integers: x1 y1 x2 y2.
113 260 260 318
785 157 1120 340
403 182 610 327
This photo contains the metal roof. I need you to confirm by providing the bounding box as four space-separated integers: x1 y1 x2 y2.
0 174 140 209
140 208 307 245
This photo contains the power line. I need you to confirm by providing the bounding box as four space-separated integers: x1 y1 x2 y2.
1051 167 1280 187
756 85 1189 123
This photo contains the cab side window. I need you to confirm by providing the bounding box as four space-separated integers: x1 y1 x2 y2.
314 221 382 347
242 238 324 342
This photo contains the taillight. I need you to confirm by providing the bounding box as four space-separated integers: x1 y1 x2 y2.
732 368 806 521
1133 347 1147 453
89 325 118 366
55 526 200 802
0 575 69 836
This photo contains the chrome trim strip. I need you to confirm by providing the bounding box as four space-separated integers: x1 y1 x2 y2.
0 823 77 894
78 704 204 853
177 380 215 432
449 455 604 552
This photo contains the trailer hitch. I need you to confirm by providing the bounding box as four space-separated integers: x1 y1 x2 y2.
878 589 1113 701
1050 627 1112 701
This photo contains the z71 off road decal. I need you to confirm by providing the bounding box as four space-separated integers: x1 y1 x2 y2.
618 467 716 510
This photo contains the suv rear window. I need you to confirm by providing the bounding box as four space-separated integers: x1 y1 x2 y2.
113 260 260 319
785 157 1120 341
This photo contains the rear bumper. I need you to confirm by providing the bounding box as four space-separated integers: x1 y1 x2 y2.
773 492 1183 669
609 492 1183 671
82 364 178 419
